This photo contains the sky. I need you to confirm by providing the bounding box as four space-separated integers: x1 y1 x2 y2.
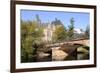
21 10 90 30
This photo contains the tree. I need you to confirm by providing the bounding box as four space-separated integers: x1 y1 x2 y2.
53 25 67 42
21 20 30 62
36 14 41 27
21 20 44 62
85 25 90 39
67 18 75 39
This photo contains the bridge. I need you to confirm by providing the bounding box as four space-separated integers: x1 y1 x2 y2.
36 39 89 61
46 39 89 48
37 39 89 53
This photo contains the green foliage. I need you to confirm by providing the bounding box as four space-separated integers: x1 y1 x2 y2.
53 25 67 42
85 25 89 38
21 20 44 62
53 17 75 42
67 18 75 39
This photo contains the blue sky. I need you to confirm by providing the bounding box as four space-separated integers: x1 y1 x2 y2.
21 10 90 30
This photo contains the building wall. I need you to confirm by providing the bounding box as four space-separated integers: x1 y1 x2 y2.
42 23 56 42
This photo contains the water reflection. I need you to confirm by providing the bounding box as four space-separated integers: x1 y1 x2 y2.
21 45 89 62
37 46 89 62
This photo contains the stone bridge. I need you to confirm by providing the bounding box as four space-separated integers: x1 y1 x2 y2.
65 39 89 46
38 39 89 53
46 39 89 48
37 39 89 61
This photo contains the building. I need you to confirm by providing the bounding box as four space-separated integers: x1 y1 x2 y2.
42 23 56 42
35 15 63 42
